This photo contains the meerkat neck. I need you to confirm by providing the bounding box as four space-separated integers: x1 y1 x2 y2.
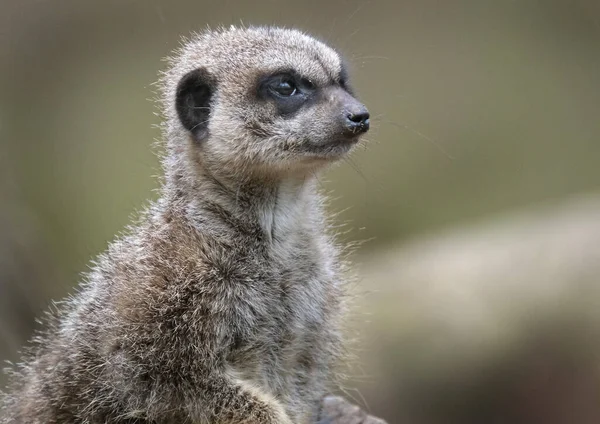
254 177 317 243
165 163 322 244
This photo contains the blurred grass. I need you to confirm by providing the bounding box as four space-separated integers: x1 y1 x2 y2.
2 0 599 275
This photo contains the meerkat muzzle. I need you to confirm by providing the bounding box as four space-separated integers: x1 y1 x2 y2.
345 108 370 134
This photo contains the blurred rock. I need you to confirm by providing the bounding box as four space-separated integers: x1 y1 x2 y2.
356 192 600 423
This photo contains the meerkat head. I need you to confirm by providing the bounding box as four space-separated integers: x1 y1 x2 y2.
161 26 370 180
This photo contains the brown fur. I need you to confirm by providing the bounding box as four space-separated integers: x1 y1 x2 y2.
1 26 369 423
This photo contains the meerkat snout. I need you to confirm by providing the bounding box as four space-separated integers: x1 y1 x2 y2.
336 88 370 136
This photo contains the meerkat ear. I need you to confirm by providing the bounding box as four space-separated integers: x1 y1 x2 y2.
175 68 216 141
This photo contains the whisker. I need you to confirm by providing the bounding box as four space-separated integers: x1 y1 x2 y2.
338 385 370 411
379 119 455 160
344 157 371 187
351 55 390 61
346 0 371 25
313 172 327 192
190 119 210 132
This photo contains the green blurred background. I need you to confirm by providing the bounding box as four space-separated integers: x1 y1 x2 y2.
2 1 600 423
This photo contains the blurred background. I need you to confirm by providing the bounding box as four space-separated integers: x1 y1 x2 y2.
2 1 600 423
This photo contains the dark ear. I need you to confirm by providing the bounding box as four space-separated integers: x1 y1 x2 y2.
175 68 216 141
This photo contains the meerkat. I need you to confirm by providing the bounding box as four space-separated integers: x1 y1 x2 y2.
1 26 371 424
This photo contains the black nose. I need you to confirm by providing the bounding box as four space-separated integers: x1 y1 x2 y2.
345 109 370 134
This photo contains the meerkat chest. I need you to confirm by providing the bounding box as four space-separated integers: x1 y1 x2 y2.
272 236 337 322
229 237 340 362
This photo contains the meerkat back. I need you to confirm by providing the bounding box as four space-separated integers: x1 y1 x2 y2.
1 26 371 424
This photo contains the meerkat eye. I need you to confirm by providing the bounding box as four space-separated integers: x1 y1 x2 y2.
270 79 297 97
259 73 313 115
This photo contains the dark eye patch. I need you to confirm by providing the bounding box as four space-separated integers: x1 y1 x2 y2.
258 71 316 116
300 77 315 90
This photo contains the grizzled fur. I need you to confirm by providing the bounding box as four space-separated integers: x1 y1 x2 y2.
1 26 369 423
